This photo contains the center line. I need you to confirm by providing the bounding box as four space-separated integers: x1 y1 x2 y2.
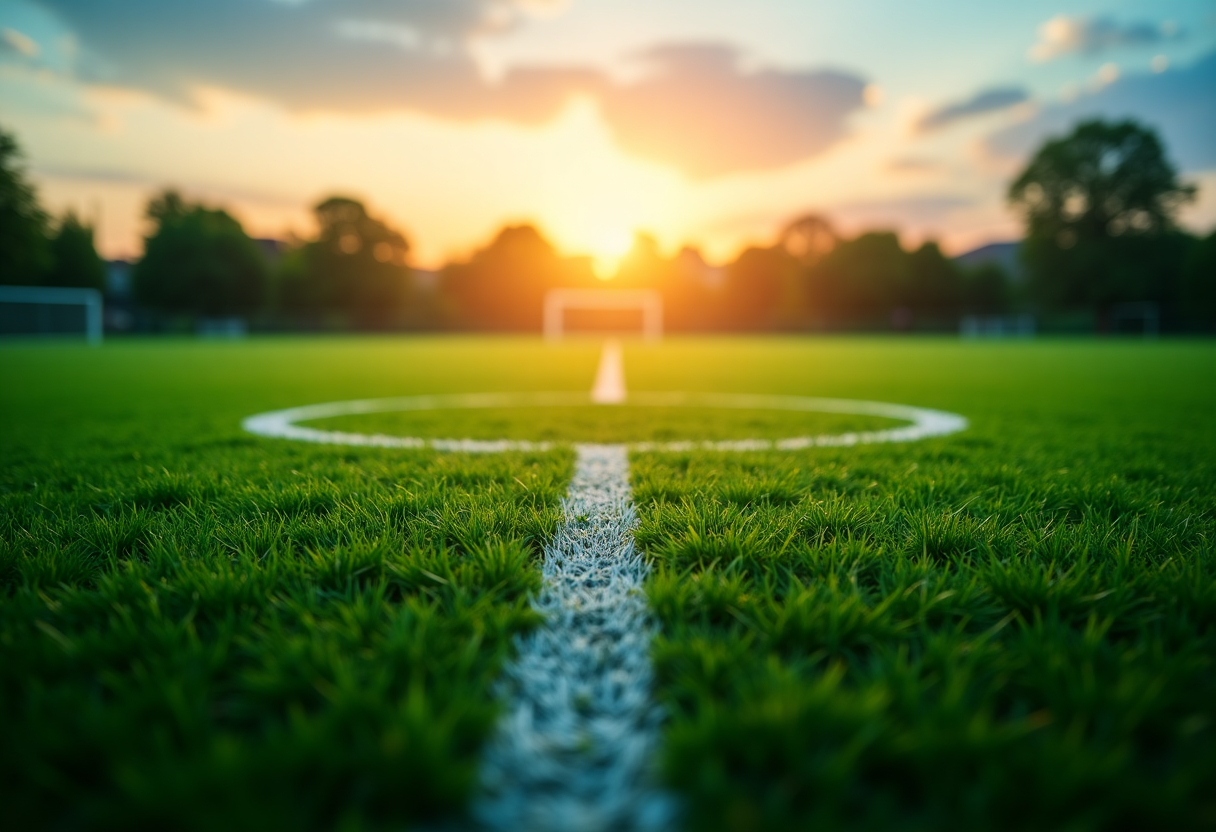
471 344 676 831
590 339 627 404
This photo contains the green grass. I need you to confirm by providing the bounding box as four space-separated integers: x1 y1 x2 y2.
2 336 1215 831
316 404 898 444
0 338 588 830
627 339 1216 832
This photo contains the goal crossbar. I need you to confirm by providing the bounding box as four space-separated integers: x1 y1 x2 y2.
543 288 662 342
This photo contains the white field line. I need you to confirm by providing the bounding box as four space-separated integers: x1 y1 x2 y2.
590 339 627 404
239 347 969 829
241 392 967 452
471 344 677 831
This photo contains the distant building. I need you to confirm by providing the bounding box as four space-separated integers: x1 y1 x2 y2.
955 241 1024 283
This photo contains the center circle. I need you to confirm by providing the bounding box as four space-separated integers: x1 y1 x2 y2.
242 392 968 452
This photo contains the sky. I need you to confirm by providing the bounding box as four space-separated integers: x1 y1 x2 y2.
1 0 1214 268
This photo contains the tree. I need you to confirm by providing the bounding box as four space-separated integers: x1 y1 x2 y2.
615 232 669 287
722 246 795 330
1182 230 1216 328
905 241 962 318
44 211 105 290
806 232 910 325
1008 119 1195 318
779 214 838 266
280 197 412 328
442 224 589 331
960 263 1011 316
133 190 268 317
0 127 50 286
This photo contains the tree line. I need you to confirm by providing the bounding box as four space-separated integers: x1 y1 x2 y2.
1010 120 1214 330
2 119 1214 332
0 131 105 293
131 191 422 329
435 221 1014 333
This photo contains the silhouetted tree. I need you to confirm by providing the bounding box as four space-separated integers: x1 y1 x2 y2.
615 233 669 287
1009 119 1195 322
807 232 910 325
1182 230 1216 328
722 246 796 330
0 128 50 286
960 263 1012 315
134 190 268 317
661 246 724 331
442 224 591 331
905 241 962 319
44 211 105 290
780 214 838 266
280 196 412 328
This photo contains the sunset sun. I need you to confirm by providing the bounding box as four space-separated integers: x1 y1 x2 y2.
588 227 635 280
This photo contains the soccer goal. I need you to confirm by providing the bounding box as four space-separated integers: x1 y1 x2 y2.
543 288 662 342
0 285 104 344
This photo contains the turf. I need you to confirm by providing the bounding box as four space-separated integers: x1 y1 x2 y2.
315 404 898 444
2 336 1215 831
0 338 589 830
626 339 1216 832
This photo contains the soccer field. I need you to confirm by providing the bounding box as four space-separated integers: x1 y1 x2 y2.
2 336 1214 831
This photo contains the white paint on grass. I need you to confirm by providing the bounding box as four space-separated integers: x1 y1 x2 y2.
473 342 674 830
623 392 968 451
240 342 971 831
472 443 677 831
242 393 968 452
590 339 627 404
241 392 576 453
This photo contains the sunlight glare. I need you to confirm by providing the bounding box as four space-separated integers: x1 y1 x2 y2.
589 227 634 280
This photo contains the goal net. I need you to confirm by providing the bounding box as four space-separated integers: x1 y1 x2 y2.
543 288 662 341
0 285 103 344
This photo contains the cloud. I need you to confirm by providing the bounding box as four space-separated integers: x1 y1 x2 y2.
986 50 1216 172
831 195 974 229
918 87 1028 132
31 0 571 119
886 157 943 174
1029 15 1181 63
1 27 41 58
32 163 305 209
31 163 158 185
599 45 867 178
29 0 867 178
511 0 570 18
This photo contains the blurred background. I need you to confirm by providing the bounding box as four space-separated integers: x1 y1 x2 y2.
1 0 1213 337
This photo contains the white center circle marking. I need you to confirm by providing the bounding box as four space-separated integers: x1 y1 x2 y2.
240 343 968 831
242 391 968 452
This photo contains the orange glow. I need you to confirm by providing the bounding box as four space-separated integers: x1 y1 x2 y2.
588 227 634 280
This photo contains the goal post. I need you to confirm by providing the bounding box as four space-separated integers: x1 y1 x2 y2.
543 288 662 342
0 285 104 345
